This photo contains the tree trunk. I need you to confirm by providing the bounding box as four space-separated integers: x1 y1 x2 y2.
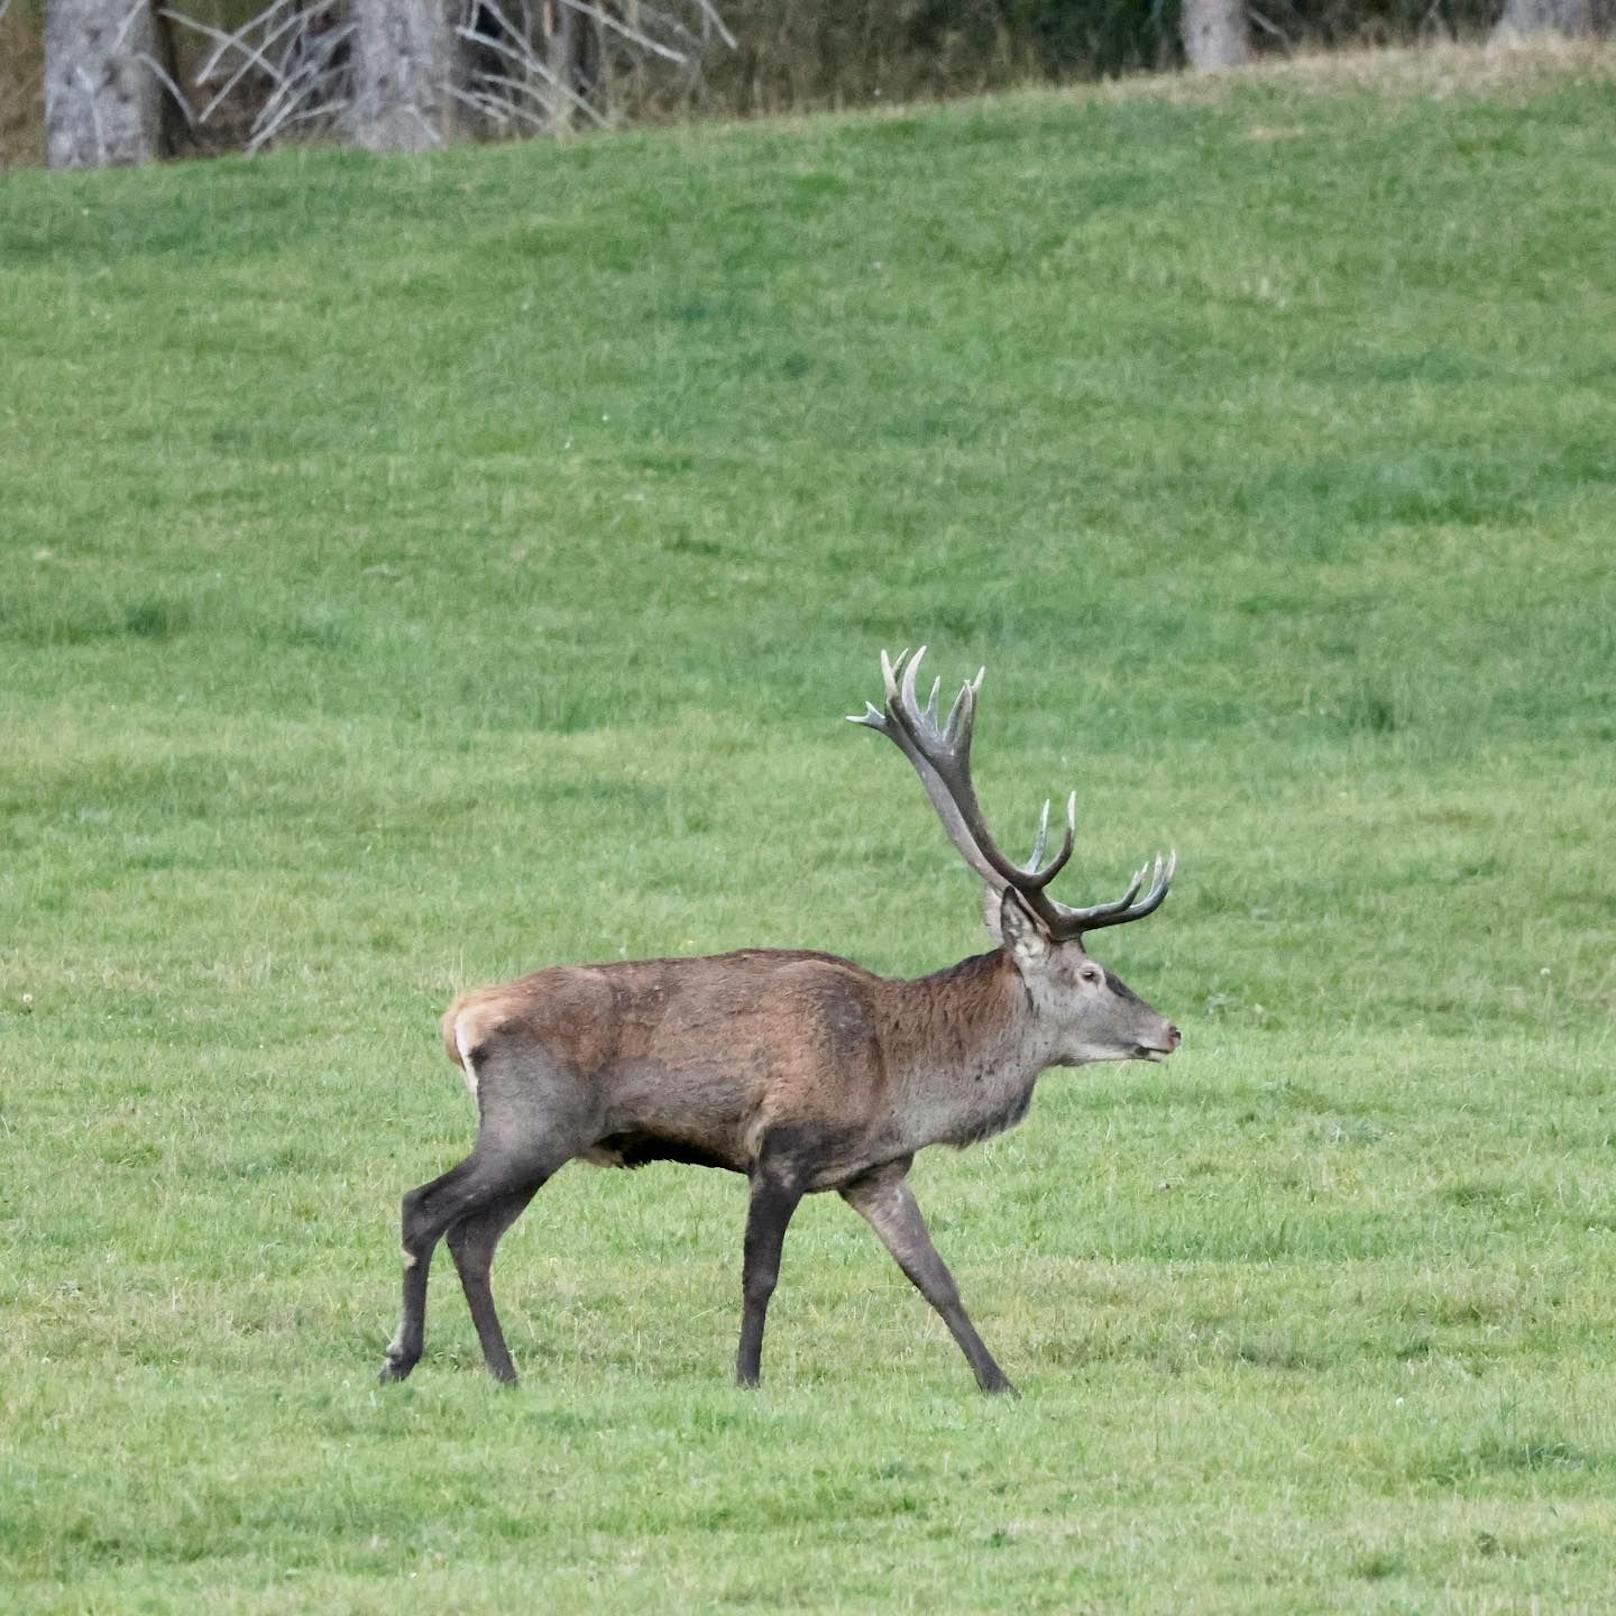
545 1 605 131
1490 0 1594 40
1180 0 1251 69
547 0 580 129
43 0 162 167
350 0 456 152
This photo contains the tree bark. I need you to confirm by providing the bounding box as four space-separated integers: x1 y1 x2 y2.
545 2 605 131
1181 0 1252 69
1490 0 1594 40
43 0 162 167
547 1 587 129
350 0 456 152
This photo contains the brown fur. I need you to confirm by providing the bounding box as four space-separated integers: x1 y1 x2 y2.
439 947 1038 1187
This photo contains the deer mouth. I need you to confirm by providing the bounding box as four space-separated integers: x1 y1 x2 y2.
1133 1044 1174 1063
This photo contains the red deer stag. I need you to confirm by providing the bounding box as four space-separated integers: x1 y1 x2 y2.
382 648 1178 1394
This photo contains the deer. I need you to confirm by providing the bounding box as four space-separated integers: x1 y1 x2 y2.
381 647 1179 1396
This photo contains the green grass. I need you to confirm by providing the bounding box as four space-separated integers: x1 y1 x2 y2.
3 42 1616 1613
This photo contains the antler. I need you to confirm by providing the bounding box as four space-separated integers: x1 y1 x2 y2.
849 646 1174 940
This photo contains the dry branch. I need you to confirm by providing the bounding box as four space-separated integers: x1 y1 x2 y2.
158 0 730 153
164 0 351 150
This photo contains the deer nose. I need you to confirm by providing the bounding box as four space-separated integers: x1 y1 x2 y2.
1166 1023 1181 1049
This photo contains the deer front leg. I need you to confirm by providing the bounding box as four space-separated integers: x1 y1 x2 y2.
841 1161 1016 1396
735 1167 803 1388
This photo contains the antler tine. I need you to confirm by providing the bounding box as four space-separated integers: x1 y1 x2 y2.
1027 799 1050 871
1114 861 1154 913
1024 793 1077 872
998 787 1076 893
881 645 910 707
1038 790 1077 888
898 643 928 733
1051 849 1176 937
942 669 981 747
850 647 910 730
1121 863 1153 912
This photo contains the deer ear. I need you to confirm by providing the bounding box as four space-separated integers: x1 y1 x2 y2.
995 888 1049 964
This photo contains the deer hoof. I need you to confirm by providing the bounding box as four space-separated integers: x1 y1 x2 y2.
378 1352 418 1384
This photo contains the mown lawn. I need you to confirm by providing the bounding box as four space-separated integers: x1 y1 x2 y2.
2 42 1614 1614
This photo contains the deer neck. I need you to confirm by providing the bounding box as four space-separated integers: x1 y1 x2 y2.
884 948 1056 1152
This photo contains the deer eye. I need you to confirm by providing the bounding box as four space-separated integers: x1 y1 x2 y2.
1078 965 1102 985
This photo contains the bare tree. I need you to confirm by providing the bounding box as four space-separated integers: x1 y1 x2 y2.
453 0 733 137
1491 0 1595 40
44 0 165 166
1180 0 1251 69
157 0 351 154
349 0 456 150
154 0 732 154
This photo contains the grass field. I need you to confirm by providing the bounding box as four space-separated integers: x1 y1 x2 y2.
3 42 1616 1613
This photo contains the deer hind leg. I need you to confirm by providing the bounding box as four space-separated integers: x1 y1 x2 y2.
381 1147 566 1384
445 1183 545 1384
382 1154 483 1383
841 1161 1016 1396
382 1033 595 1385
380 1121 581 1385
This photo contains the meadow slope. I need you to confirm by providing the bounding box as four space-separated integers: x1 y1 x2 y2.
2 45 1615 1614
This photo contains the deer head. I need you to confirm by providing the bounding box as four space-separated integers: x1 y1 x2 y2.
850 647 1180 1066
